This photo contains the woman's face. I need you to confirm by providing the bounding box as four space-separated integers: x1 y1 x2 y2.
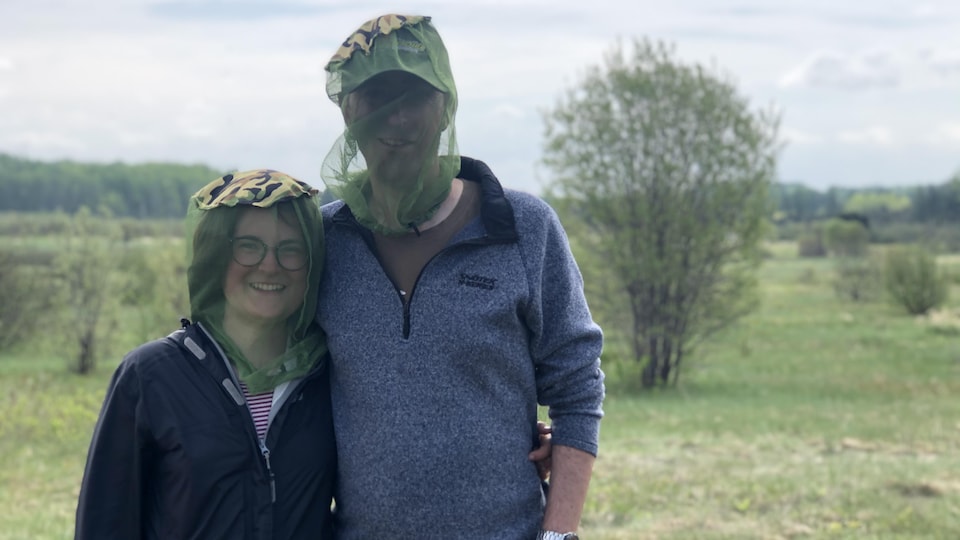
222 207 308 329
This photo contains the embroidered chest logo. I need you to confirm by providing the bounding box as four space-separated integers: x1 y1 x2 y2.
459 273 497 290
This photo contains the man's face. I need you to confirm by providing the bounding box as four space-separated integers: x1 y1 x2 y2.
342 71 447 187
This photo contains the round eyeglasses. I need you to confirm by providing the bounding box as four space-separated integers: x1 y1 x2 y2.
230 237 308 271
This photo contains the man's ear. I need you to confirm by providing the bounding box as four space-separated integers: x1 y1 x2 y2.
340 93 357 125
439 95 451 131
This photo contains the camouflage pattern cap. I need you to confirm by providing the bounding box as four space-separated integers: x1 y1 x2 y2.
192 169 319 210
324 14 455 103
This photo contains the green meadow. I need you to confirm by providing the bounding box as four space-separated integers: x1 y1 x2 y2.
2 242 959 539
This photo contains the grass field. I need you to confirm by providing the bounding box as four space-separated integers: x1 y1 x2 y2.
585 243 960 539
2 242 959 539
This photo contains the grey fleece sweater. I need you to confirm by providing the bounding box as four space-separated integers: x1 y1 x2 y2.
317 157 604 539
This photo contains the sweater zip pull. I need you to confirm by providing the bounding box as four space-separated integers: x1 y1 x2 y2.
258 438 276 503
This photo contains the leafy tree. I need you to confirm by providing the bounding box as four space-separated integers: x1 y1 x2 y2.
910 172 960 224
842 191 911 225
542 39 778 388
772 183 831 223
51 207 124 374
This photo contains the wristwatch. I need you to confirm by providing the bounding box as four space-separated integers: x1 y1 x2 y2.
537 531 579 540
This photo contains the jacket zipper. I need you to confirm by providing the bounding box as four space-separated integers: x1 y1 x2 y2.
399 252 441 339
346 221 426 340
258 438 276 503
399 237 503 338
400 290 411 337
257 373 316 505
203 366 277 506
338 211 508 340
190 324 323 508
207 369 278 506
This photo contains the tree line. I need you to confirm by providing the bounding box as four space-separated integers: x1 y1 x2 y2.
0 153 224 218
2 152 958 225
771 177 960 226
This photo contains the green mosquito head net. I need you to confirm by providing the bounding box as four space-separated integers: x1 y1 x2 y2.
186 169 327 393
323 14 460 235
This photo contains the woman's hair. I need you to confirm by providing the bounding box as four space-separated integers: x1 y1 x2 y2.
188 204 239 313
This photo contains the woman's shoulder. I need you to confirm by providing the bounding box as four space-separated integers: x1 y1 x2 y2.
126 328 184 357
118 327 199 377
97 329 195 400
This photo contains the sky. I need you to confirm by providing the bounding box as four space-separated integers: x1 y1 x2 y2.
1 0 959 195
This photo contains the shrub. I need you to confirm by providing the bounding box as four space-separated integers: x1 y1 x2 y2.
774 221 807 241
869 223 960 252
924 308 960 336
797 228 826 258
0 250 56 351
797 267 819 285
118 218 184 241
884 246 948 315
117 239 189 343
0 211 71 236
833 255 882 302
823 218 870 257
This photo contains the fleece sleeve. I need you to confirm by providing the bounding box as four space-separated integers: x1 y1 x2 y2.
74 358 150 540
520 197 606 456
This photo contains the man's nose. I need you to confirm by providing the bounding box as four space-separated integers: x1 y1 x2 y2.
386 105 411 127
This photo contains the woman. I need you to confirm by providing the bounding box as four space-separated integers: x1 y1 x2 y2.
75 169 336 539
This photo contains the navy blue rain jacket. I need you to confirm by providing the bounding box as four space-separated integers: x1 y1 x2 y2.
75 322 337 539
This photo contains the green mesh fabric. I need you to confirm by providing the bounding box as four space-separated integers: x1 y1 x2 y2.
322 14 460 235
186 169 327 393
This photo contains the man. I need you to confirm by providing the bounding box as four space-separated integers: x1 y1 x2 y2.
316 14 605 539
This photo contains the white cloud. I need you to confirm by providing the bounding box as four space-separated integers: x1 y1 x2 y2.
922 49 960 75
0 130 86 153
911 3 939 18
781 127 823 145
174 99 222 140
780 50 900 89
939 123 960 140
0 57 12 70
836 126 895 146
924 122 960 146
492 104 525 120
115 129 161 148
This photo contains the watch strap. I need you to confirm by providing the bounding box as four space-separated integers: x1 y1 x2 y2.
537 531 579 540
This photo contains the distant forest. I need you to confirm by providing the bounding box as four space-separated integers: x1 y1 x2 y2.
770 179 960 226
0 152 958 224
0 153 226 218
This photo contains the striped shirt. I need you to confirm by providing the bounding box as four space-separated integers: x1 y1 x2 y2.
238 380 274 439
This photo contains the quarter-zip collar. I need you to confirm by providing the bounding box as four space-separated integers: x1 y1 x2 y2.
331 156 518 244
328 157 520 340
